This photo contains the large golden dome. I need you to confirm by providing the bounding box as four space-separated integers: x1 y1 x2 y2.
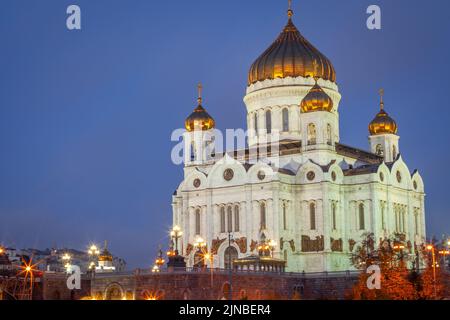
300 80 334 113
185 84 215 132
369 90 398 135
248 9 336 85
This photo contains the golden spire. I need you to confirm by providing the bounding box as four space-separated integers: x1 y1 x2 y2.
379 88 384 110
197 83 203 105
287 0 294 19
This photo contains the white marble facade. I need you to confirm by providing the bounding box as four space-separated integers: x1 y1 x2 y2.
171 13 426 273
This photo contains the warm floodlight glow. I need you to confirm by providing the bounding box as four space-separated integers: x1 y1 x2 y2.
426 245 433 250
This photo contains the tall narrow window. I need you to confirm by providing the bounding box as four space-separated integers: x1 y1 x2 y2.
395 208 399 232
234 205 240 232
254 113 258 133
414 211 419 235
283 203 287 230
220 207 226 233
332 203 337 230
260 202 266 230
282 108 289 132
393 145 397 159
307 123 316 145
190 141 196 161
359 203 365 230
227 206 233 233
402 209 406 233
195 209 201 235
266 110 272 134
381 204 385 230
326 124 332 145
309 203 316 230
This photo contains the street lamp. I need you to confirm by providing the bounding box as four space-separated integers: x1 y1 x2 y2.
268 239 277 258
87 244 100 274
155 248 165 269
170 226 183 254
393 243 406 264
151 265 160 273
426 244 438 299
61 253 72 272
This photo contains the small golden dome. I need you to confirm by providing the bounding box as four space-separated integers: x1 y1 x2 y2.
248 8 336 85
369 89 398 135
300 79 334 113
98 241 113 262
185 84 215 132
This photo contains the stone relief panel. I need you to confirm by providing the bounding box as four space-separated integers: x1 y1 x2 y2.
234 237 247 254
330 238 343 252
211 237 226 255
301 235 324 252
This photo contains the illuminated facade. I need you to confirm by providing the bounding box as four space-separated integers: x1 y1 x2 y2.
171 6 426 272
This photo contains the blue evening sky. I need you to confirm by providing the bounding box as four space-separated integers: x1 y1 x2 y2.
1 0 449 268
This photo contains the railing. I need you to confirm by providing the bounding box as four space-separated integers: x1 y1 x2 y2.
125 267 362 278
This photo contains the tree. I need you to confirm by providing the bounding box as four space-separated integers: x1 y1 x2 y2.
350 233 415 300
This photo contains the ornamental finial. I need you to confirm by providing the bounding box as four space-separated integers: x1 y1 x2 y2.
197 83 203 105
287 0 294 19
379 88 384 110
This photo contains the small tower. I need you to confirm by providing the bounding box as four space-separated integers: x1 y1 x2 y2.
96 241 115 273
299 61 338 152
184 84 216 166
368 89 399 162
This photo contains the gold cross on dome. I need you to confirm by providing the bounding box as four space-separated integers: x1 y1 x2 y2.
288 0 293 18
197 83 203 104
379 88 384 109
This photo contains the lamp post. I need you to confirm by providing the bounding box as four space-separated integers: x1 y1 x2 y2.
170 226 183 255
61 253 72 272
268 239 277 258
155 248 165 270
88 244 100 275
228 232 234 301
426 244 438 299
194 237 207 270
393 243 405 266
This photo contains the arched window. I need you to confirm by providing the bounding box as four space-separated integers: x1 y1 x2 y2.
260 202 266 230
307 123 316 145
309 203 316 230
195 209 201 235
393 145 397 159
326 124 332 145
190 141 196 161
358 203 365 230
376 144 384 156
282 203 287 230
254 113 258 133
220 207 226 233
282 108 289 132
227 206 233 232
266 110 272 134
234 205 240 232
332 203 337 230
